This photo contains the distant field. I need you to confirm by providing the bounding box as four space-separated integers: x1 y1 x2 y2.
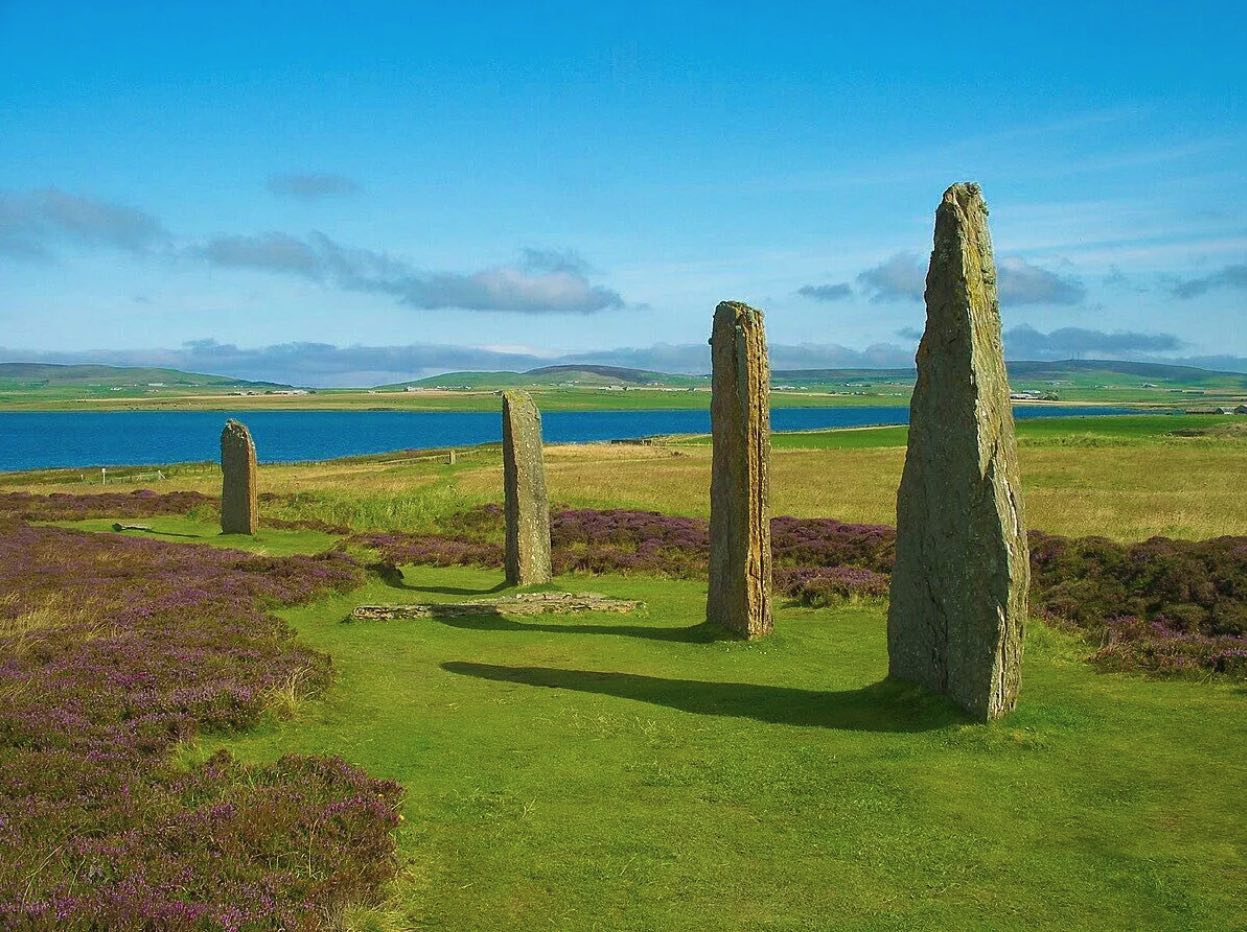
760 413 1241 449
3 382 1239 413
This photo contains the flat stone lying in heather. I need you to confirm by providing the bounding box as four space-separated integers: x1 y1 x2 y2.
349 592 644 621
887 182 1029 723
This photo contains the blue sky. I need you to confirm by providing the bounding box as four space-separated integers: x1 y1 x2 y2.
1 0 1244 385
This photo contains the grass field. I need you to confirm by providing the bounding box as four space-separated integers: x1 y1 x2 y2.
27 409 1247 929
156 553 1244 930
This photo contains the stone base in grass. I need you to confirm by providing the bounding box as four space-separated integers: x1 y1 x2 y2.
349 592 644 622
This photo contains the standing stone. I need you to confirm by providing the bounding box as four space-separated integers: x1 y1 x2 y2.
706 301 772 638
220 419 259 535
887 182 1029 722
502 391 552 586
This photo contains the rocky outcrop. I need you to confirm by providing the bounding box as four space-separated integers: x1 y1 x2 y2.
706 301 773 638
502 390 552 586
349 592 642 621
887 182 1029 722
220 419 258 535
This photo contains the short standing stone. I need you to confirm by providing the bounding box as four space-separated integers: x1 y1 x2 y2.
502 390 552 586
220 419 259 535
887 182 1029 722
706 301 773 638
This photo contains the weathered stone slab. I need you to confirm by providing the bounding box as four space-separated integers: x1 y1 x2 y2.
220 419 259 535
887 182 1029 722
349 592 642 621
502 390 552 586
706 301 773 638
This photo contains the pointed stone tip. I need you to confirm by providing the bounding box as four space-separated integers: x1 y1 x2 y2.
941 182 988 215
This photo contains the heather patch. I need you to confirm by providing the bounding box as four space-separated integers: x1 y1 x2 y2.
354 506 1247 678
777 565 892 606
1029 531 1247 676
354 506 896 588
0 488 215 522
0 522 401 926
352 530 505 569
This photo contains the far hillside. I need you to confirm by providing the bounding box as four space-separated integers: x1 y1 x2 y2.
0 363 289 391
3 358 1244 411
773 359 1247 404
391 358 1247 406
0 364 294 409
773 359 1247 388
390 364 705 390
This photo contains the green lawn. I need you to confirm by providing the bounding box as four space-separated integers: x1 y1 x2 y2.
173 557 1247 930
49 515 342 556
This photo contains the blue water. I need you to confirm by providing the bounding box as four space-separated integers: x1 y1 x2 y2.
0 406 1140 472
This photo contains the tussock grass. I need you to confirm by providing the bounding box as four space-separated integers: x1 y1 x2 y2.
0 594 103 659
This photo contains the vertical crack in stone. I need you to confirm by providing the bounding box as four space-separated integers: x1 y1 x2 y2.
707 300 773 638
887 183 1029 721
502 390 552 586
220 419 258 535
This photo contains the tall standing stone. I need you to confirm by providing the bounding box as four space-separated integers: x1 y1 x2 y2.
220 419 259 535
706 301 772 638
502 390 552 586
887 182 1029 722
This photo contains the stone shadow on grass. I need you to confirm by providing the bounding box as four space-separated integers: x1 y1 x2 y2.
404 581 510 597
111 526 204 540
441 662 962 732
365 563 508 597
428 612 730 643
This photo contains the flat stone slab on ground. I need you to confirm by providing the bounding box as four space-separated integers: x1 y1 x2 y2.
349 592 644 621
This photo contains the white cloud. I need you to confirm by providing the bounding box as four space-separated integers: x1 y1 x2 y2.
0 188 168 258
855 252 1085 305
1170 263 1247 299
191 231 624 313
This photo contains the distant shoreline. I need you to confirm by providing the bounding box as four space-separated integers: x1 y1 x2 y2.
0 392 1161 415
